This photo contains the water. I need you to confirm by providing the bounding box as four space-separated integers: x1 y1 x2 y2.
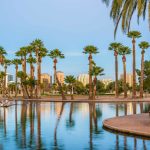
0 102 150 150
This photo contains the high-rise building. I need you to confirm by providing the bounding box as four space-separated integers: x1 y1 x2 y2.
100 79 113 87
120 73 133 87
77 74 89 86
56 71 64 84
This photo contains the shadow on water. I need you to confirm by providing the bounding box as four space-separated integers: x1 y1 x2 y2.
0 101 150 150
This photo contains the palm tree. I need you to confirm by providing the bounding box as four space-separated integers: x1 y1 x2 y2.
16 47 28 74
27 56 36 98
65 75 76 100
90 66 104 100
30 39 47 98
0 46 7 65
139 41 150 98
12 59 22 97
128 31 141 98
108 42 122 98
17 71 29 98
2 59 11 88
83 45 99 100
48 49 66 100
102 1 150 36
118 46 131 98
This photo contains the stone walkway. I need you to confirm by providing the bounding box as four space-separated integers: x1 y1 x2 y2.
103 113 150 137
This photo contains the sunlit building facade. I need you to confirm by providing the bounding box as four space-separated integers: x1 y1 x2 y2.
77 74 89 86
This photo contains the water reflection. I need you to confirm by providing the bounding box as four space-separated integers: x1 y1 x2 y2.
0 102 150 150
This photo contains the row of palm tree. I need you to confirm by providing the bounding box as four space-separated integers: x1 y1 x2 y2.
109 31 150 98
0 31 149 100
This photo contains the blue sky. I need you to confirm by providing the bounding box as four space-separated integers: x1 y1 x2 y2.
0 0 150 80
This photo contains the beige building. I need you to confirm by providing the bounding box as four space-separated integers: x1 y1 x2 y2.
56 71 64 84
41 73 52 91
77 74 89 86
120 73 133 87
100 79 113 87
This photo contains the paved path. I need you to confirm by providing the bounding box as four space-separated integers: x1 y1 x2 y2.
103 113 150 137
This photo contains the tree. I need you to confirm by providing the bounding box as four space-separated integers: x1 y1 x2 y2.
128 31 141 98
102 1 150 36
108 42 122 97
0 46 7 64
30 39 47 98
118 45 131 98
12 59 22 97
27 56 36 98
90 66 104 99
65 75 76 100
2 59 11 88
74 81 86 95
48 49 66 100
83 45 99 100
17 71 29 98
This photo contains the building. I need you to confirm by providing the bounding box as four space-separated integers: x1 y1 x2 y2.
100 79 113 87
41 73 52 91
56 71 64 85
77 74 89 86
120 73 133 87
6 73 14 87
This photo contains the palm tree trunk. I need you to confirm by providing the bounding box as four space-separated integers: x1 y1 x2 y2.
15 65 18 97
4 66 7 89
114 51 119 98
89 54 93 100
93 77 97 100
54 59 67 100
24 56 26 74
140 50 144 98
71 85 74 100
53 59 57 85
132 38 136 98
123 56 127 98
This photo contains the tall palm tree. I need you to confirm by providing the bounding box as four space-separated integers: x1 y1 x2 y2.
118 45 131 98
16 47 28 74
90 66 104 100
139 41 150 98
27 56 36 98
0 46 7 65
12 59 22 97
30 39 47 98
83 45 99 100
2 59 11 88
48 49 66 100
102 0 150 36
65 75 76 100
108 42 122 98
17 71 29 98
128 31 141 98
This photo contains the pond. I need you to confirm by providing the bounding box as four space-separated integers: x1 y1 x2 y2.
0 102 150 150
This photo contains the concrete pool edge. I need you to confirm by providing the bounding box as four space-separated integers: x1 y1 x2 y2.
103 113 150 138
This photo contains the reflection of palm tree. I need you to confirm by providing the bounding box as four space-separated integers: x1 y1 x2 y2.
116 104 119 117
29 102 35 146
143 140 147 150
21 102 27 147
3 108 6 136
36 103 42 149
124 136 127 150
88 102 101 150
54 102 65 149
134 138 137 150
124 104 127 115
15 103 18 138
132 102 137 114
116 134 119 150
